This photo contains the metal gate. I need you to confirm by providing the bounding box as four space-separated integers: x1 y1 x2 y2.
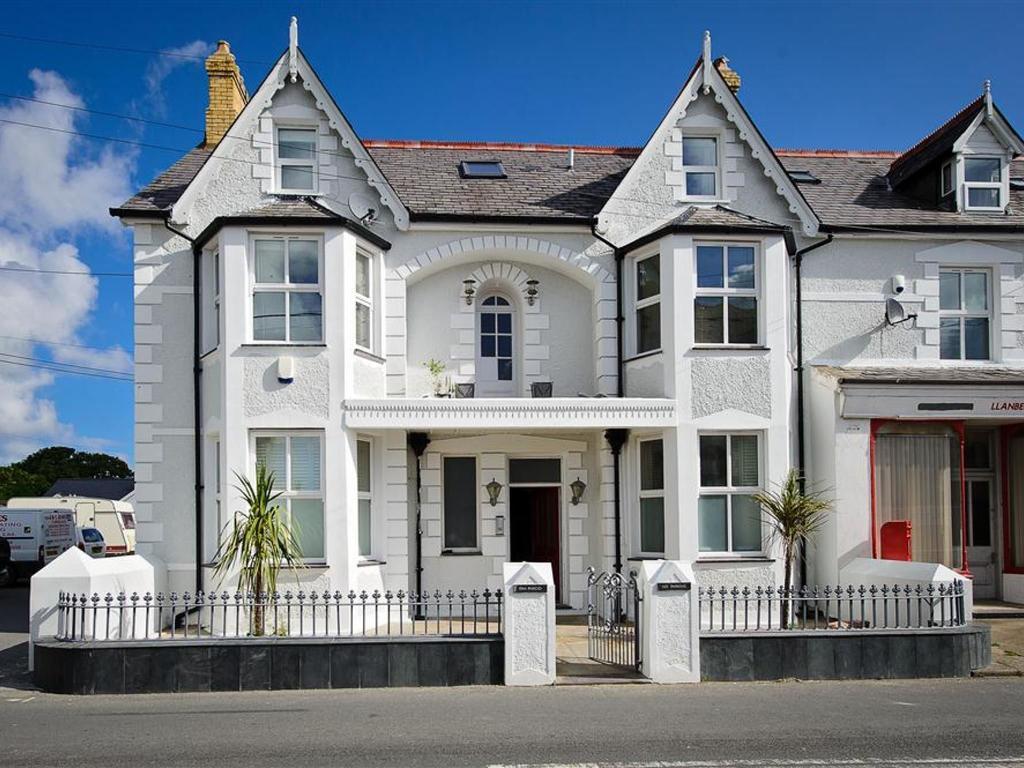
586 566 641 671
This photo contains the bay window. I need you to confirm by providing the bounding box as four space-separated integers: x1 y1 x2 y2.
252 237 322 343
254 432 324 561
355 249 374 351
695 243 759 345
698 433 762 554
635 253 661 354
357 438 373 558
638 438 665 555
939 267 990 360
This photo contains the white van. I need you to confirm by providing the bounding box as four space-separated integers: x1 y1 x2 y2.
0 508 76 578
7 496 136 555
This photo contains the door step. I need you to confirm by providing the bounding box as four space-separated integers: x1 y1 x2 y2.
556 674 651 685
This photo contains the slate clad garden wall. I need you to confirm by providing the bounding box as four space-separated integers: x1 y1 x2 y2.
700 625 990 681
33 637 503 694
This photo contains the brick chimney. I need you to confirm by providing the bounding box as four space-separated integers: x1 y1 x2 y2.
204 41 248 147
714 57 741 94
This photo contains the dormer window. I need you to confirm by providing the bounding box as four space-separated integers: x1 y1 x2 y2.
964 157 1003 210
682 137 718 197
940 161 954 197
277 127 317 193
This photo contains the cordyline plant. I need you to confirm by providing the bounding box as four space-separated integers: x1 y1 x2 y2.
751 469 832 629
214 464 305 635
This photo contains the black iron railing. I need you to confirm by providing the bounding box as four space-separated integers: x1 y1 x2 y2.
699 582 966 632
55 588 503 642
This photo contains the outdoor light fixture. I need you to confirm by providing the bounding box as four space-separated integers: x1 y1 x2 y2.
486 477 503 506
462 279 477 305
525 279 540 306
570 476 587 505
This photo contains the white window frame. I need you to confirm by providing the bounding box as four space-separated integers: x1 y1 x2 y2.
357 436 374 560
251 430 325 564
963 155 1005 211
693 241 761 347
940 160 954 198
249 234 324 344
939 267 992 361
275 125 318 194
633 252 661 356
636 437 666 557
441 454 480 554
697 431 764 557
475 293 517 396
354 248 376 353
681 135 720 200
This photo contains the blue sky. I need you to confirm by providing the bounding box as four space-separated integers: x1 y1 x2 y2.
0 0 1021 466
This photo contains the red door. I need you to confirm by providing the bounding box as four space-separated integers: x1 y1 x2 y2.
510 486 561 603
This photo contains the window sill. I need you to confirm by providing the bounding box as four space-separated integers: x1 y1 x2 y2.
696 555 774 564
357 558 386 567
354 348 386 365
692 345 769 352
628 555 666 561
202 560 329 570
624 349 663 363
441 549 483 557
241 342 327 349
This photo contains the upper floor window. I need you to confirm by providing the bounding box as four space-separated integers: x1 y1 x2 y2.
355 249 374 351
252 237 322 343
255 431 324 561
682 137 718 197
277 127 317 193
939 267 990 360
635 254 661 354
964 157 1002 210
477 295 514 395
695 243 758 345
698 433 762 554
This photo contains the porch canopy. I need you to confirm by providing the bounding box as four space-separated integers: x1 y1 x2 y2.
342 397 677 430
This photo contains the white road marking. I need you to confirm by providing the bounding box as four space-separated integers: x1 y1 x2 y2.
489 759 1024 768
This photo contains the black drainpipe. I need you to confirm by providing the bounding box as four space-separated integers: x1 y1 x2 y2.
604 429 629 574
408 432 430 601
162 221 202 594
793 232 833 585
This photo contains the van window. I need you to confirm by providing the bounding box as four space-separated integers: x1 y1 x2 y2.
120 512 136 530
82 528 103 543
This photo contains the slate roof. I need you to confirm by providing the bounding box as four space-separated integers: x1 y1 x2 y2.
886 97 985 187
45 478 135 501
816 365 1024 386
112 135 1024 231
621 205 792 252
777 152 1024 230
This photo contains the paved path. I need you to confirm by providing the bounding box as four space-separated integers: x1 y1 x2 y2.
2 678 1024 767
977 618 1024 676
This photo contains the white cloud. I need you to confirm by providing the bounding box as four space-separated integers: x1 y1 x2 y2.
0 70 136 463
140 40 212 119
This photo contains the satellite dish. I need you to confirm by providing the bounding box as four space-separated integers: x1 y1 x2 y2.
348 192 377 223
885 297 916 326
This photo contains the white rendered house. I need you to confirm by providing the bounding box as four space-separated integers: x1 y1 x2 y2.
112 24 1024 608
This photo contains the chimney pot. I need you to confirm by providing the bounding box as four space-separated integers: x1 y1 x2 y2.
713 56 741 94
204 40 248 147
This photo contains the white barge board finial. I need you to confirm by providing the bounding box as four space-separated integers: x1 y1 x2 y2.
289 16 299 83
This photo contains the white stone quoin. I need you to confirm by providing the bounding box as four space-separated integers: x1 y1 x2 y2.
28 549 160 670
502 562 556 686
638 560 700 683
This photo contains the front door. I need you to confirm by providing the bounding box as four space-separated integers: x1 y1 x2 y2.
510 486 561 603
967 478 996 599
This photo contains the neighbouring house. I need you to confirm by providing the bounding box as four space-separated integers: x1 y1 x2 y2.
110 22 1024 610
44 478 135 502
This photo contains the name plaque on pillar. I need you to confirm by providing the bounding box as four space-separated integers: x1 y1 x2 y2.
513 584 548 594
656 582 691 592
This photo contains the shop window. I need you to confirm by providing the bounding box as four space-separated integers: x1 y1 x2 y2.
1008 432 1024 571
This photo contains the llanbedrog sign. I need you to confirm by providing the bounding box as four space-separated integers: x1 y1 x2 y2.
842 387 1024 420
991 401 1024 412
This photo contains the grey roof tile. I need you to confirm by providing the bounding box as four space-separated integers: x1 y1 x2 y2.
816 365 1024 385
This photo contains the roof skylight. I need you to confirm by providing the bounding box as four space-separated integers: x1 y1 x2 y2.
788 169 821 184
459 160 506 179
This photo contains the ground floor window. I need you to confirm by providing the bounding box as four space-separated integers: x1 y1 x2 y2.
357 438 372 558
443 456 478 551
254 432 325 561
873 422 962 570
1008 430 1024 571
638 439 665 555
698 433 762 554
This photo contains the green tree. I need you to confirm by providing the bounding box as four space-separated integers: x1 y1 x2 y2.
752 470 832 629
0 466 49 504
14 446 132 482
213 464 305 635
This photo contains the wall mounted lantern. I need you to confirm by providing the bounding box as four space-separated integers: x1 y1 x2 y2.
524 279 540 306
570 476 587 505
486 477 503 507
462 279 477 305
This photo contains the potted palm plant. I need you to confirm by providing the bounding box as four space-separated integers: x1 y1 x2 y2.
751 470 832 629
214 463 305 635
